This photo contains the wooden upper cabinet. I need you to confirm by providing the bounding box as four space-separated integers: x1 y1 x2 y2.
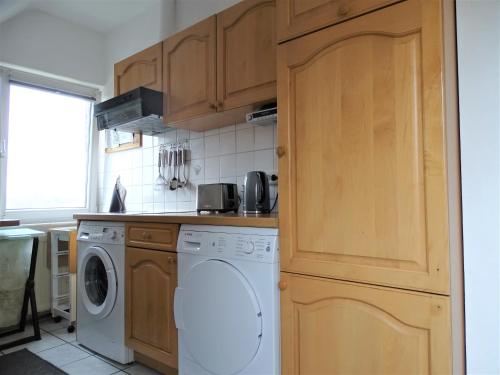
217 0 277 111
280 272 451 374
114 43 163 96
163 16 217 124
125 247 178 368
276 0 398 42
278 0 450 294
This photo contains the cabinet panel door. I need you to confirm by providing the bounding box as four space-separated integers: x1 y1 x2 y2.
278 0 450 293
114 43 162 96
217 0 277 111
163 16 217 124
276 0 398 42
280 272 451 374
125 248 177 368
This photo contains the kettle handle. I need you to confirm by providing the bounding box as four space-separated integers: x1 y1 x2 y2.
257 172 265 204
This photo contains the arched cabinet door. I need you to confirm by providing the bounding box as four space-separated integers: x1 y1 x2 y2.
217 0 277 111
114 43 162 95
280 272 451 374
277 0 450 294
125 247 178 368
163 16 217 124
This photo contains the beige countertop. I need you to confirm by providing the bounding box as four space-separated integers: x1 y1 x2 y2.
74 212 278 228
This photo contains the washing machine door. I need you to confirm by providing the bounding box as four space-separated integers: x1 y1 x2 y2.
175 259 262 375
78 246 117 320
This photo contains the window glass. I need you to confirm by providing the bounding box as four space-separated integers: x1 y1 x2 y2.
6 83 93 210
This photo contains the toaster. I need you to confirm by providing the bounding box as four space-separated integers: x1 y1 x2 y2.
197 183 239 213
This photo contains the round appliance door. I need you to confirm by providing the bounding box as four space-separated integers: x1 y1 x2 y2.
180 260 262 375
78 246 117 320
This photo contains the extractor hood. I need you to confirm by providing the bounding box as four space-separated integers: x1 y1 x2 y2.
94 87 168 135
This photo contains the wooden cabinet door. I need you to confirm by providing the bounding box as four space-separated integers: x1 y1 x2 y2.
163 16 217 124
278 0 450 293
125 247 177 368
217 0 277 111
280 272 451 374
114 43 162 96
276 0 398 42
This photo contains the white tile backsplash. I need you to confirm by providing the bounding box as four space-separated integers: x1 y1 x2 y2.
98 122 277 213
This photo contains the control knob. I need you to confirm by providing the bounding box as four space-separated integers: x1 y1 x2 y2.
244 240 255 254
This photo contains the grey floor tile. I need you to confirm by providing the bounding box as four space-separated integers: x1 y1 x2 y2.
125 363 163 375
2 331 65 354
95 353 134 370
70 342 94 354
39 317 71 332
37 343 90 367
61 355 119 375
51 327 77 343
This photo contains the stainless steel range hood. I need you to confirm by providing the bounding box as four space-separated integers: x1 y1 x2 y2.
94 87 168 135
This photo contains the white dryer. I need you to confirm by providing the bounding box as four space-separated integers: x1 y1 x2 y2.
175 225 280 375
76 221 133 364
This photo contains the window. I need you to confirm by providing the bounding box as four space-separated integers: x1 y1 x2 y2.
0 69 98 223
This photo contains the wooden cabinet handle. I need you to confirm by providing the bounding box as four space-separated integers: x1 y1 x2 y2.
276 146 286 158
338 4 350 16
278 280 287 290
142 231 151 240
168 257 176 264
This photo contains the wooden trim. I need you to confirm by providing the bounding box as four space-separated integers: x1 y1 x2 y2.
0 219 20 227
442 0 465 373
105 133 142 154
74 213 278 228
69 230 77 274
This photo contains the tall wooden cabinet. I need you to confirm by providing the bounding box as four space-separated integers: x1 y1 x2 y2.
277 0 460 372
114 43 163 96
280 273 451 374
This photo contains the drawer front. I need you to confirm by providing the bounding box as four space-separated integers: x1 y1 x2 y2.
126 224 179 251
277 0 399 43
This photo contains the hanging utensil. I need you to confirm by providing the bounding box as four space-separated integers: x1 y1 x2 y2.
163 148 171 186
169 148 178 191
154 148 165 191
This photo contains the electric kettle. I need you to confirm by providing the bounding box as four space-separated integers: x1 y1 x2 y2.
244 171 270 214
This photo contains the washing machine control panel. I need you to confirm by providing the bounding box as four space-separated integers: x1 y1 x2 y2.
77 222 125 245
178 227 278 263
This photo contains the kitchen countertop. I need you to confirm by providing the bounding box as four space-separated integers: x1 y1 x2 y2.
73 212 278 228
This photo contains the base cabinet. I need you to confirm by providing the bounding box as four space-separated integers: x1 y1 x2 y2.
280 272 451 375
125 247 177 369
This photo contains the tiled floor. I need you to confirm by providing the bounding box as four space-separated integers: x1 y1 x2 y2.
0 318 163 375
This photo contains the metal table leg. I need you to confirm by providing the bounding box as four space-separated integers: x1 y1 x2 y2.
0 237 41 350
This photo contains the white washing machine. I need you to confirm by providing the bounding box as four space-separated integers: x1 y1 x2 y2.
76 221 133 364
175 225 280 375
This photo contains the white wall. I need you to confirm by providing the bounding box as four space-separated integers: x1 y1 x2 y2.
102 0 176 99
175 0 239 30
457 1 500 373
0 9 106 86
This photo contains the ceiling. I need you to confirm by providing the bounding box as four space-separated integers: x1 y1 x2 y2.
0 0 162 33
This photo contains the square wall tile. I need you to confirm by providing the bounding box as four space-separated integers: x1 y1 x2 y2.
219 131 236 155
205 157 220 180
205 135 220 157
236 152 254 176
254 125 274 150
236 128 254 153
204 128 219 137
220 154 236 178
189 159 204 181
190 138 204 160
254 149 274 173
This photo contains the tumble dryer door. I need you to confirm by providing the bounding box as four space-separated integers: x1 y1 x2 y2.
175 260 262 375
78 246 117 320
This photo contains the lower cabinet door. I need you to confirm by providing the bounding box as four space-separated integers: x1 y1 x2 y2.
280 272 451 375
125 247 177 368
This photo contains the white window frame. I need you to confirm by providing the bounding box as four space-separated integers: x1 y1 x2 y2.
0 67 100 224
